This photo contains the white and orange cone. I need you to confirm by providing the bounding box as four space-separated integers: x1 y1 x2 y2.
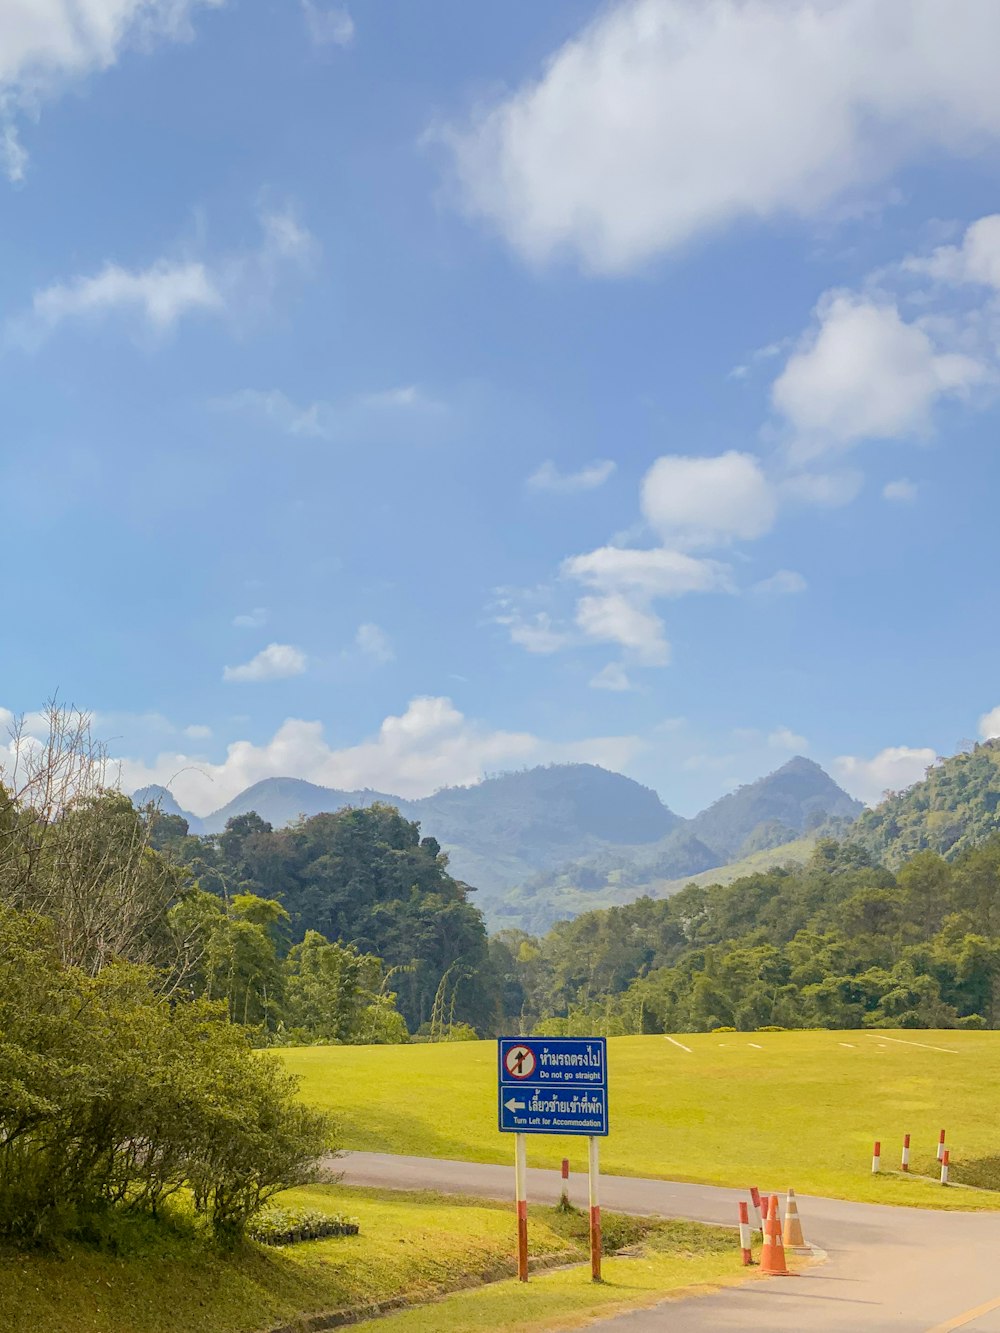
760 1194 791 1277
782 1188 808 1252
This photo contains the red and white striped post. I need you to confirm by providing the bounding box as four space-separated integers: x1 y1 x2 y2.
749 1185 763 1231
515 1133 528 1281
937 1129 946 1163
588 1135 602 1282
941 1149 950 1186
738 1201 753 1265
561 1158 569 1181
901 1133 910 1172
871 1140 881 1174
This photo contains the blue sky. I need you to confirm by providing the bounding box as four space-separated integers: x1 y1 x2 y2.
4 0 1000 816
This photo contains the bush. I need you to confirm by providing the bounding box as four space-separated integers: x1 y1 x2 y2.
248 1207 360 1245
0 905 334 1247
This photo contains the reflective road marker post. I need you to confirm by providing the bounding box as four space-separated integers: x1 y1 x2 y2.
515 1132 528 1281
588 1135 602 1282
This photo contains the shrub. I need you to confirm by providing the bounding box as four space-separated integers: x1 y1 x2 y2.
248 1207 360 1245
0 904 333 1247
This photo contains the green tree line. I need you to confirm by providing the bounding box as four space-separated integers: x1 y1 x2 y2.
489 838 1000 1034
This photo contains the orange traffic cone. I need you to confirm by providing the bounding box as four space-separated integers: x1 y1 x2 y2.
782 1187 808 1251
760 1194 791 1276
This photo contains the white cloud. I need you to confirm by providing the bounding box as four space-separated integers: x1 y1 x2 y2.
772 294 986 459
13 206 314 345
527 459 616 494
215 383 445 441
908 214 1000 290
575 594 670 665
301 1 354 47
883 478 917 503
442 0 1000 273
222 643 307 684
30 259 221 333
768 725 808 752
233 607 268 629
641 451 776 549
498 611 571 655
0 0 223 180
589 663 634 692
355 622 393 663
978 706 1000 740
833 745 936 806
115 695 642 811
752 569 807 597
183 724 212 740
562 545 731 598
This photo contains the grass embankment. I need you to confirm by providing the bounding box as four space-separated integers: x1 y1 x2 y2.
352 1217 754 1333
279 1029 1000 1209
0 1186 745 1333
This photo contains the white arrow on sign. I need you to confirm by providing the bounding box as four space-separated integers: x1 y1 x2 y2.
504 1097 526 1112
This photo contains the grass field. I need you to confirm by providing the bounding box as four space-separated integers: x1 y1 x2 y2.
279 1029 1000 1209
0 1187 744 1333
351 1220 761 1333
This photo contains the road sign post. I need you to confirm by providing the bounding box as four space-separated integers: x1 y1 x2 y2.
498 1038 609 1282
515 1132 528 1281
588 1135 602 1282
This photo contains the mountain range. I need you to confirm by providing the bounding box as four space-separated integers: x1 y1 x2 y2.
135 756 862 930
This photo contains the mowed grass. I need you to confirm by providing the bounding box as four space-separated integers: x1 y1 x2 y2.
0 1185 576 1333
351 1223 759 1333
279 1030 1000 1209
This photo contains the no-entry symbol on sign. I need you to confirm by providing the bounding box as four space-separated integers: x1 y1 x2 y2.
503 1044 536 1079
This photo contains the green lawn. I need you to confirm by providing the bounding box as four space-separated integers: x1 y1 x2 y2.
351 1219 760 1333
278 1029 1000 1208
1 1188 747 1333
0 1186 572 1333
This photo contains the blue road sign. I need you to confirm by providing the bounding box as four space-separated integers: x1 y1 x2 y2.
498 1038 608 1136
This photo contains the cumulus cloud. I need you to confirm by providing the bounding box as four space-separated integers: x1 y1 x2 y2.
907 213 1000 290
222 643 307 683
355 623 393 663
0 0 223 180
979 706 1000 740
115 696 642 811
442 0 1000 273
883 478 917 503
12 206 314 346
301 1 354 47
641 451 777 549
575 594 670 665
833 745 936 805
752 569 807 597
562 545 732 598
527 459 616 493
772 294 985 459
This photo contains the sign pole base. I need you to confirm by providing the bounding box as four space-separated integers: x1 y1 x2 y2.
588 1135 602 1283
515 1132 528 1282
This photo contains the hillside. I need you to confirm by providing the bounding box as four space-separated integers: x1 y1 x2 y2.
487 757 861 930
134 757 861 930
685 756 863 861
849 740 1000 865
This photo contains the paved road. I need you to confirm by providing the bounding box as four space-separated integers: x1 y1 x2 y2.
333 1151 1000 1331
